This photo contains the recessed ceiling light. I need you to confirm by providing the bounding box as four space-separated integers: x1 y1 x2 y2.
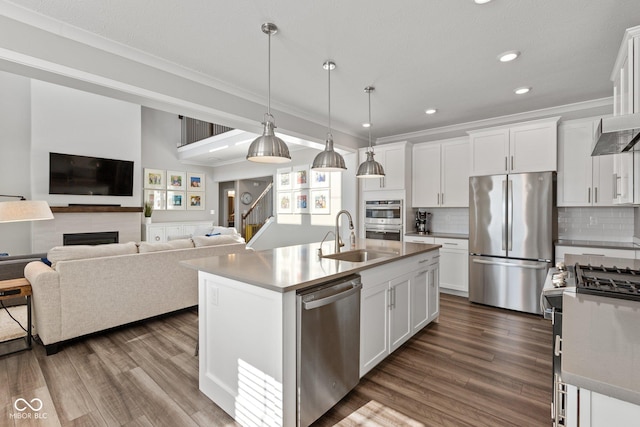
514 87 531 95
362 122 371 128
474 0 492 4
425 108 437 115
498 50 520 62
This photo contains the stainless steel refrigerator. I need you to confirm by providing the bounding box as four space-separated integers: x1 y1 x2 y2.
469 172 556 315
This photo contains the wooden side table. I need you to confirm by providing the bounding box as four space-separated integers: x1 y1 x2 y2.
0 278 32 356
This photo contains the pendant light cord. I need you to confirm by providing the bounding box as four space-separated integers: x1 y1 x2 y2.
368 89 372 151
267 30 272 118
327 63 331 136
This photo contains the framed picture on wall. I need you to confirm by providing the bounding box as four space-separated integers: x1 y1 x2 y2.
187 191 205 210
188 172 205 191
310 170 330 188
292 165 309 189
144 189 166 210
166 171 186 190
293 190 309 214
166 191 186 210
277 167 292 191
310 189 330 214
277 192 292 214
144 168 165 190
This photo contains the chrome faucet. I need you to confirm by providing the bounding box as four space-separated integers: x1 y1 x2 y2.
335 210 354 253
318 231 336 258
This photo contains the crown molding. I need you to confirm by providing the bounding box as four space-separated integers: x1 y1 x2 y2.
376 97 613 144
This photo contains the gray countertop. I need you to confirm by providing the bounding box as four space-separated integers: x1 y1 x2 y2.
556 239 639 250
562 290 640 406
181 238 440 293
405 232 469 239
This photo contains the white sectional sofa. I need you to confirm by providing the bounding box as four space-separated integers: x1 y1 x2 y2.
24 233 249 354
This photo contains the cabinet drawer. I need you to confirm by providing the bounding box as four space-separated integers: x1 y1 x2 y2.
405 236 435 244
434 237 468 251
555 245 636 264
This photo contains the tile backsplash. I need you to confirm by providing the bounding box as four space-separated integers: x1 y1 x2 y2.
558 207 635 242
412 207 469 234
410 206 636 241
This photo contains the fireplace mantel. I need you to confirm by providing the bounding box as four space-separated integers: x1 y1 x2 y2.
50 206 143 213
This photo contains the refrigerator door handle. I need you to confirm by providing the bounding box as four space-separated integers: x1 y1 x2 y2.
472 259 548 269
502 180 507 251
508 179 513 251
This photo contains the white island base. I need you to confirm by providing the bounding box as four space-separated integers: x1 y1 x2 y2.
198 272 297 426
186 240 441 427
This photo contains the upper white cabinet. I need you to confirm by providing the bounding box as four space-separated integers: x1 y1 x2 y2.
558 118 615 207
612 26 640 116
412 137 469 207
359 141 410 191
468 117 560 176
610 26 640 204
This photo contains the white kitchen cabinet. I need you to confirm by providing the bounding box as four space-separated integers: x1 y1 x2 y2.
142 221 213 242
468 117 560 176
410 250 439 332
434 237 468 294
404 235 435 244
613 152 634 204
359 251 440 376
557 118 615 206
388 274 412 352
612 26 640 116
412 137 469 207
566 385 640 427
555 245 636 265
359 141 410 191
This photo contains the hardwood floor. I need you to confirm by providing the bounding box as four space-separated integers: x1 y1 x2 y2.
0 294 552 426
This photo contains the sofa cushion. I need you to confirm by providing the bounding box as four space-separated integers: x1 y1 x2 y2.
48 242 138 268
192 234 245 247
138 239 195 253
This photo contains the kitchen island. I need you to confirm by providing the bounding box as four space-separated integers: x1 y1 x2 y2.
181 238 440 427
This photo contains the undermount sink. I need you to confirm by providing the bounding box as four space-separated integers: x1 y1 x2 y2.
322 249 398 263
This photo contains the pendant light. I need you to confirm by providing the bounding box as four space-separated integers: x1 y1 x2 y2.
247 23 291 163
311 60 347 172
357 86 385 178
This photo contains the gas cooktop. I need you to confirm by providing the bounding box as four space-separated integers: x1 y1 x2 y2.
575 264 640 302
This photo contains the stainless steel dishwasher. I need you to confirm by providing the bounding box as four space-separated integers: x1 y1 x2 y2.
296 274 362 427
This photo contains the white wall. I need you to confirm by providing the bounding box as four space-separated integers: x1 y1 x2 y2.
0 71 33 255
141 107 217 223
30 79 142 206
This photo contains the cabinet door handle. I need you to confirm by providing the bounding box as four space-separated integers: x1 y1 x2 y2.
511 155 514 171
595 187 598 203
155 236 161 241
554 335 562 357
504 156 508 172
437 193 440 204
588 187 591 203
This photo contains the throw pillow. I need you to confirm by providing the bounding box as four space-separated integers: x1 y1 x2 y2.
138 239 195 253
47 241 138 268
192 234 245 247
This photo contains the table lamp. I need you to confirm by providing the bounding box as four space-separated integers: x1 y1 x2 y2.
0 195 54 223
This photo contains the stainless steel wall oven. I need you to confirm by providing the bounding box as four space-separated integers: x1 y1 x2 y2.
364 200 403 241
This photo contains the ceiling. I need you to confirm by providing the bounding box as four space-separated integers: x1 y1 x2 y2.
4 0 640 164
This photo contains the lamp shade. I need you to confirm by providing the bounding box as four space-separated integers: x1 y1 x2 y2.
0 200 54 223
312 134 346 171
246 119 291 163
356 151 385 178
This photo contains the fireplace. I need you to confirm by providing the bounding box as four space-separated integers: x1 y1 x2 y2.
63 231 119 246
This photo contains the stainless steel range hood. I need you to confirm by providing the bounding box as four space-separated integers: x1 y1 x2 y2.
591 113 640 156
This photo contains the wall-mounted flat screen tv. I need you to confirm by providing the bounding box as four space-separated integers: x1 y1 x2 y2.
49 152 134 196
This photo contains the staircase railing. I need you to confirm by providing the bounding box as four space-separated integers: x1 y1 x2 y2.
241 182 274 241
